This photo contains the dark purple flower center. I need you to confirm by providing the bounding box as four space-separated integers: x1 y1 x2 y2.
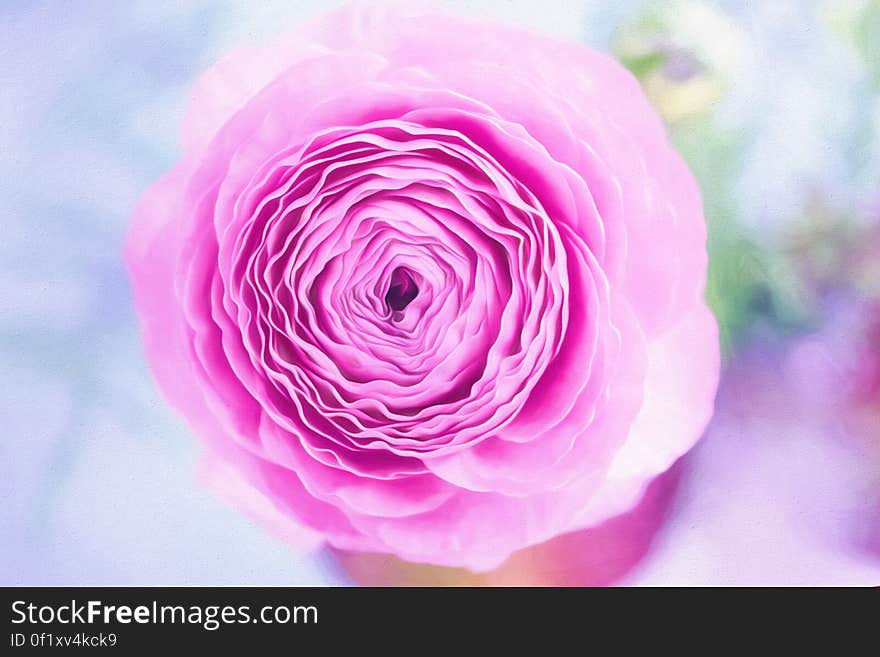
385 266 419 312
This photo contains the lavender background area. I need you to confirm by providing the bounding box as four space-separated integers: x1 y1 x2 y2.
2 0 879 585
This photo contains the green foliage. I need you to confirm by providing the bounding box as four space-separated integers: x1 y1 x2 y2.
619 51 666 80
670 117 811 356
853 0 880 89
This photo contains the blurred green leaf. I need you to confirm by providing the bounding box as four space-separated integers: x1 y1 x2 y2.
620 51 666 81
670 117 811 356
853 0 880 89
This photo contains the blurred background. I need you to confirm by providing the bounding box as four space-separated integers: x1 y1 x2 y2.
1 0 878 585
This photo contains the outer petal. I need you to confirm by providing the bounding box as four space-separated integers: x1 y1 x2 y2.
577 303 720 528
332 465 681 586
181 28 331 156
197 455 323 550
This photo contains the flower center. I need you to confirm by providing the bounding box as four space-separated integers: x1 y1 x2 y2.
385 266 419 312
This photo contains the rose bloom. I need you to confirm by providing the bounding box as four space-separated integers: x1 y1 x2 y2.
126 3 719 571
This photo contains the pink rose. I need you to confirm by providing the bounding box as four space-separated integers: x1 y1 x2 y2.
126 3 719 571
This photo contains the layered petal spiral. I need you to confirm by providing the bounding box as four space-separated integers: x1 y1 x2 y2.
127 3 719 570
